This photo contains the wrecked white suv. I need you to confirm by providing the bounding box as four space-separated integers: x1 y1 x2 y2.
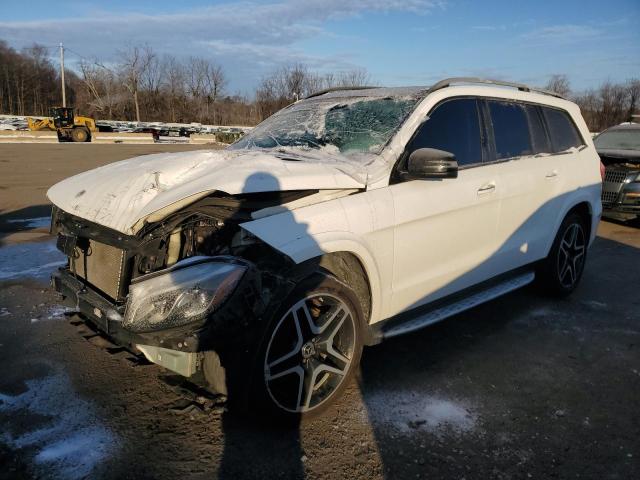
49 78 602 417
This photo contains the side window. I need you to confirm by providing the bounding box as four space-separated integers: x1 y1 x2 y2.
488 100 532 159
526 105 551 154
543 107 584 152
407 98 482 167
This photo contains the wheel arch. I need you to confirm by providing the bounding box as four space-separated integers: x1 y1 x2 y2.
248 229 383 325
567 201 593 239
316 251 372 325
544 198 596 258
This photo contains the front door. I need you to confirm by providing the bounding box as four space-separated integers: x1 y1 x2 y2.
388 97 502 317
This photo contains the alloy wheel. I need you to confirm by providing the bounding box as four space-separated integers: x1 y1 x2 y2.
264 293 356 413
557 222 586 289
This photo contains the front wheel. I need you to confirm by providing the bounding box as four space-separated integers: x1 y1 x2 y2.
71 127 89 142
537 212 588 296
252 272 364 419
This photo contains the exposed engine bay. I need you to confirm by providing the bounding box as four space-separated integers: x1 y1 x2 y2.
51 190 318 301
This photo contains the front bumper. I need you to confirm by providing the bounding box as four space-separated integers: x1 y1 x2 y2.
602 167 640 220
53 268 201 353
53 261 264 382
602 184 640 220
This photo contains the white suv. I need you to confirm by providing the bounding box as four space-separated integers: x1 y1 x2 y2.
49 78 602 417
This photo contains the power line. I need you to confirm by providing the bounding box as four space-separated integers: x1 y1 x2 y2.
63 47 117 75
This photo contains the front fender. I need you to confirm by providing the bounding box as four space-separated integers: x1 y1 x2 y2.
242 220 384 324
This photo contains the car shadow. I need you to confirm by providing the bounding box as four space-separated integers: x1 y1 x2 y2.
356 233 639 479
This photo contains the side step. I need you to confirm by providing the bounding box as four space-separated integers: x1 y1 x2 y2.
382 271 535 339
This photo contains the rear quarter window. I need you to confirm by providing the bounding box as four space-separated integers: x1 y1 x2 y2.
542 107 584 152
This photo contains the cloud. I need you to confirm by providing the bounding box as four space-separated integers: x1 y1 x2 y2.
472 25 507 31
0 0 444 91
0 1 443 57
521 24 602 43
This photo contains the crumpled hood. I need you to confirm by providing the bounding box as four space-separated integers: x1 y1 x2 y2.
47 148 367 235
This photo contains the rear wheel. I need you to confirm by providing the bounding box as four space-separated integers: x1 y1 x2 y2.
252 272 364 419
537 212 588 296
71 127 89 142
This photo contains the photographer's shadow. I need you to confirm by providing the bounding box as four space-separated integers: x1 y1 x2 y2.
216 171 325 480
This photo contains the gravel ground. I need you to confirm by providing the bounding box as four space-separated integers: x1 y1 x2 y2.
0 145 638 479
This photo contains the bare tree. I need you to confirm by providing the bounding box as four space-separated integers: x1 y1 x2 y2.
79 60 124 118
545 74 571 97
626 79 640 122
336 69 372 88
203 62 226 124
120 45 155 122
161 55 186 122
573 89 599 130
573 78 640 131
254 64 373 120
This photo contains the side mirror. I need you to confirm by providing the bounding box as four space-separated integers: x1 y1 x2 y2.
407 148 458 179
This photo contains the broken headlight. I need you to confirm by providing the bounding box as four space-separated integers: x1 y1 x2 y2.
124 257 246 332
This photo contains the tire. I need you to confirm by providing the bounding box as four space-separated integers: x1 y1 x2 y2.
250 272 365 420
537 212 588 296
71 127 89 142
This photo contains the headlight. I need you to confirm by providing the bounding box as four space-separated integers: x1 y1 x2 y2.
124 257 246 332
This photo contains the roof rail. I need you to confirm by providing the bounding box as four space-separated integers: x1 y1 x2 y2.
305 85 378 99
427 77 566 100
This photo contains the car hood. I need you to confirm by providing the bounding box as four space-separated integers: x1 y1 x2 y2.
47 148 368 235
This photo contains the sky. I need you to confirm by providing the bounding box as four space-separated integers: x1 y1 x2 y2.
0 0 638 96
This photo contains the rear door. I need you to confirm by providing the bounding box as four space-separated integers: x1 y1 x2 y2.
388 97 503 316
488 101 586 268
485 99 561 266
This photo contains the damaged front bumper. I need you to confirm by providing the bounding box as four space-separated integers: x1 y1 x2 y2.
52 255 264 384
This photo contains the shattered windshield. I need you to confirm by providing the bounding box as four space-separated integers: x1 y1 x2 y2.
594 129 640 151
230 94 421 155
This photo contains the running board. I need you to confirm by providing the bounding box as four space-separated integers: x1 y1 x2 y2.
382 271 535 339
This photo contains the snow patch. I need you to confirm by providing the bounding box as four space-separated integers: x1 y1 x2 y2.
0 240 65 281
363 390 476 434
582 300 608 310
47 305 74 319
0 369 116 479
6 216 51 229
29 305 73 323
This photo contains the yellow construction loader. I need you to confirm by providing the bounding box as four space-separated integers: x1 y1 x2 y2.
27 116 55 131
27 107 97 142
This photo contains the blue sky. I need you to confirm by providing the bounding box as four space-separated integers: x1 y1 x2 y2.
1 0 638 96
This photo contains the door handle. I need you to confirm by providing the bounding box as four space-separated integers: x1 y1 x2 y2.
477 182 496 195
545 170 559 179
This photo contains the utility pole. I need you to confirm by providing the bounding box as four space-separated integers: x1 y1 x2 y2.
59 43 66 107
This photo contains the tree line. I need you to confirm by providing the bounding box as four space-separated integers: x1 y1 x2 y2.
545 74 639 132
1 40 637 130
0 40 371 126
